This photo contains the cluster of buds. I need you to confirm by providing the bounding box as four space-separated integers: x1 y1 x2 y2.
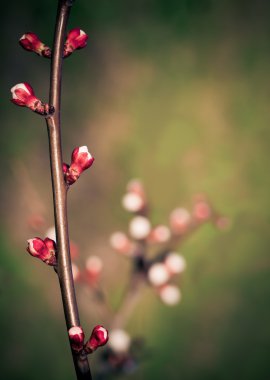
19 28 88 59
109 180 228 307
26 237 57 266
10 83 53 116
68 325 108 355
147 252 186 305
121 179 146 213
63 146 94 186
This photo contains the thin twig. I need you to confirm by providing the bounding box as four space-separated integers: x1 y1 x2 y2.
45 1 92 378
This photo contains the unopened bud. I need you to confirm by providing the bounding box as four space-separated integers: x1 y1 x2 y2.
170 208 191 234
164 253 186 274
27 237 57 266
148 262 170 287
122 192 144 213
85 325 109 354
109 232 133 255
129 216 151 240
108 329 131 353
85 256 103 283
64 28 88 57
10 83 53 115
64 146 94 185
149 225 171 243
19 32 51 57
68 326 85 353
159 285 181 306
126 179 145 197
193 200 211 221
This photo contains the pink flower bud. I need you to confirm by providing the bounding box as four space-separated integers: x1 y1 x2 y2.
68 326 85 353
85 325 109 354
109 232 133 256
170 208 191 234
85 256 103 284
193 200 211 221
159 285 181 306
64 28 88 57
19 32 51 58
10 83 53 115
164 252 186 274
148 225 171 243
27 237 57 266
126 179 145 198
64 146 94 185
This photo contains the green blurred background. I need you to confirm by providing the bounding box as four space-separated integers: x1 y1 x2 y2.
1 0 270 379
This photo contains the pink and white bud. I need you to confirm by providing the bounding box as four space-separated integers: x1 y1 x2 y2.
85 325 109 354
64 146 94 185
109 232 133 255
64 28 88 57
159 285 181 306
193 200 211 221
148 225 171 243
165 253 186 274
170 208 191 234
10 83 53 115
129 216 151 240
26 237 57 266
126 179 145 197
148 262 170 287
85 256 103 281
19 32 51 58
108 329 131 353
72 263 80 282
68 326 85 353
122 192 144 212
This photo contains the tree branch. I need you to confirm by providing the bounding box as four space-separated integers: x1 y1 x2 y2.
45 1 92 378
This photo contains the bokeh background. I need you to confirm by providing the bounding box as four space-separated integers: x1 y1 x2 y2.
1 0 270 379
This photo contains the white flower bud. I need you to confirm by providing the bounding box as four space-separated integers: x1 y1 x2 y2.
122 192 144 212
129 216 151 240
165 253 186 274
159 285 181 305
108 329 131 353
148 263 170 287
